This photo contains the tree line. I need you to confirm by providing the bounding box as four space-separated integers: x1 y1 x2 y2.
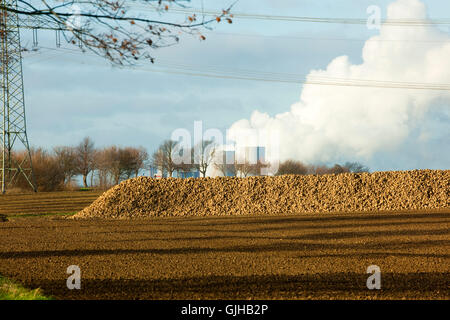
6 137 369 192
9 137 148 191
150 139 270 178
150 139 369 178
275 160 370 176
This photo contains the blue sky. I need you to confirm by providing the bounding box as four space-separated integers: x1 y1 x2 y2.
20 0 450 171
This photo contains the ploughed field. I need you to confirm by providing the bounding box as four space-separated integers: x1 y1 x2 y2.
0 211 449 299
0 191 102 218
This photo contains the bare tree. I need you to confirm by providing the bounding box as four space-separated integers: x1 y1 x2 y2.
193 140 216 177
114 146 149 180
93 147 117 188
235 160 256 177
276 160 308 176
328 164 350 174
152 140 179 177
151 148 165 177
13 148 64 191
306 162 366 175
95 145 135 185
76 136 95 188
213 150 227 176
243 159 270 177
53 146 77 186
106 146 123 185
118 147 135 180
343 161 370 173
214 150 237 177
306 164 329 175
130 146 149 178
4 1 235 64
93 148 107 188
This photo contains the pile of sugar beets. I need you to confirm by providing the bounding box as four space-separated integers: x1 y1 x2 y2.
74 169 450 219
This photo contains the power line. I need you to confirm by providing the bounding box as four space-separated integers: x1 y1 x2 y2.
135 66 450 91
206 30 450 44
25 45 450 91
135 5 450 26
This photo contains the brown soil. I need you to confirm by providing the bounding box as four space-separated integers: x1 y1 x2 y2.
0 191 102 217
75 170 449 219
0 211 448 299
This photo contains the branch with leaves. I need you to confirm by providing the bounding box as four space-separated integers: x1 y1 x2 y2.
1 0 235 64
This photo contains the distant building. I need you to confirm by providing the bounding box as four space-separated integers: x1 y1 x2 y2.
149 166 200 179
225 150 235 165
219 146 267 177
242 146 265 164
151 147 267 179
224 150 236 177
149 166 161 178
173 170 200 178
256 146 265 163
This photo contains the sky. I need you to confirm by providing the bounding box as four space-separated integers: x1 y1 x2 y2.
19 0 450 172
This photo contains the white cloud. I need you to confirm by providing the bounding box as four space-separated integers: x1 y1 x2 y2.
228 0 450 168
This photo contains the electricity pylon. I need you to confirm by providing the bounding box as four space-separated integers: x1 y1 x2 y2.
0 0 36 193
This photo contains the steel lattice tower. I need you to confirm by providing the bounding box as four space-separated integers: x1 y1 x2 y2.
0 0 36 193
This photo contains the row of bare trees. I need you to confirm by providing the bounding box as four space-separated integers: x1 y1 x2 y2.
213 156 269 177
11 137 148 191
10 137 369 191
151 139 270 178
151 139 273 178
276 160 370 176
150 140 370 179
93 145 149 188
151 140 218 178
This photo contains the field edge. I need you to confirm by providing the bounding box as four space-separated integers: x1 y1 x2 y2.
0 275 52 300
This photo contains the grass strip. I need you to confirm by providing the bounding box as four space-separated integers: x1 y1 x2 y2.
0 276 52 300
7 212 77 219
